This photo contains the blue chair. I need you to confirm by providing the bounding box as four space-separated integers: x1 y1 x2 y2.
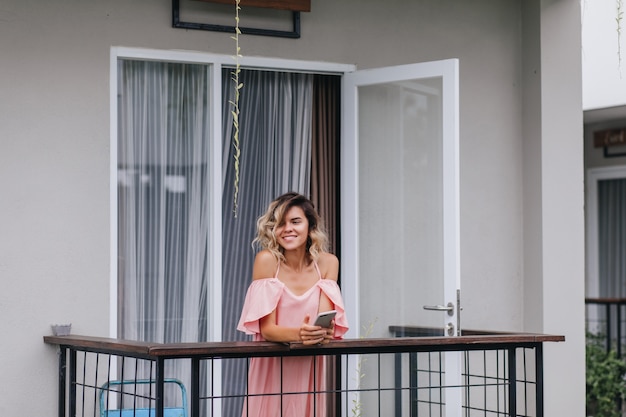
99 379 187 417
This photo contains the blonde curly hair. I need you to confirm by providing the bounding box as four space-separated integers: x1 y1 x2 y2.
253 192 329 262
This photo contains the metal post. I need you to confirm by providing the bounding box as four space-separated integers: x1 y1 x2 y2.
607 304 612 353
535 344 544 417
69 349 77 417
394 353 401 417
58 346 67 417
618 305 623 358
508 347 517 417
156 358 165 417
191 358 200 417
410 353 417 417
335 355 342 417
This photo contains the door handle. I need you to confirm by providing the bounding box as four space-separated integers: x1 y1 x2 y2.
423 302 454 316
423 290 462 336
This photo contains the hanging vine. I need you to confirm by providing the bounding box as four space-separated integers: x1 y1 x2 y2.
618 0 624 75
230 0 243 217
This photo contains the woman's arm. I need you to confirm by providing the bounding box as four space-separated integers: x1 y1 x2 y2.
252 249 278 280
318 252 339 312
317 253 340 342
318 252 339 281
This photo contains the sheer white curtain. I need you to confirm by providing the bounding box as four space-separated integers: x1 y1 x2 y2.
117 60 211 384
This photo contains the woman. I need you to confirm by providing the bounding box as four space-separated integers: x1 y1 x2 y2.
237 192 349 417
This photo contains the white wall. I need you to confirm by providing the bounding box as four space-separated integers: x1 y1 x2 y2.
522 2 585 416
0 0 583 415
582 0 626 110
535 2 586 416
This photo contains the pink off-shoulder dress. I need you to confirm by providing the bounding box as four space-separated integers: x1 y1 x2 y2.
237 263 348 417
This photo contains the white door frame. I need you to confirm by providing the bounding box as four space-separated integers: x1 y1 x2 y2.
109 46 354 341
586 165 626 297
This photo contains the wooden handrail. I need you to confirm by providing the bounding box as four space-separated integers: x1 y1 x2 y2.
44 332 564 359
586 297 626 304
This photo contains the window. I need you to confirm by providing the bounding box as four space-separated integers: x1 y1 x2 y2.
587 166 626 299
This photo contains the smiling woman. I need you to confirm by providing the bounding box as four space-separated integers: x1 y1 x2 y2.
236 192 348 417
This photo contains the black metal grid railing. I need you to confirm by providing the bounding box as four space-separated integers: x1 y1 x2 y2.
585 298 626 356
44 333 562 417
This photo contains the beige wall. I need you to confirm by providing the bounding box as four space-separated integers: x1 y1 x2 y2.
0 0 584 415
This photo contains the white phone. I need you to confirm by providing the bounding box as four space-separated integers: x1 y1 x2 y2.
313 310 337 328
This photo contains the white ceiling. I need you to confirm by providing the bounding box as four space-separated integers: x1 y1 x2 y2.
584 105 626 124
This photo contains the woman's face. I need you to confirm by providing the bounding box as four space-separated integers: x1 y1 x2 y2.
275 205 309 251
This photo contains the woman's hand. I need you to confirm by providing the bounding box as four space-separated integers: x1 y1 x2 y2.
299 315 331 345
321 321 335 344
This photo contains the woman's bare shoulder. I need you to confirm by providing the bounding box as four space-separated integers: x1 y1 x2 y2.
317 252 339 281
252 250 279 280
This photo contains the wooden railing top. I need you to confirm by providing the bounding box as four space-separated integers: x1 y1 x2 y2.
44 331 564 359
585 297 626 304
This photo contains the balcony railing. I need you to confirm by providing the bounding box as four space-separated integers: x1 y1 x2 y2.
44 330 563 417
585 297 626 356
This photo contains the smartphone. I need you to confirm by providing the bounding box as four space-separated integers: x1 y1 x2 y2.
313 310 337 328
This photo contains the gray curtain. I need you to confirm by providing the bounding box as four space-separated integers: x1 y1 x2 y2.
599 178 626 297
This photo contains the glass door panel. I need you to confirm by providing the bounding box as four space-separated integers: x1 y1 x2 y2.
358 77 445 334
342 59 461 416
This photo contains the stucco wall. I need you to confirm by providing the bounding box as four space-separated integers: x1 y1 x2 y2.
0 0 583 415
